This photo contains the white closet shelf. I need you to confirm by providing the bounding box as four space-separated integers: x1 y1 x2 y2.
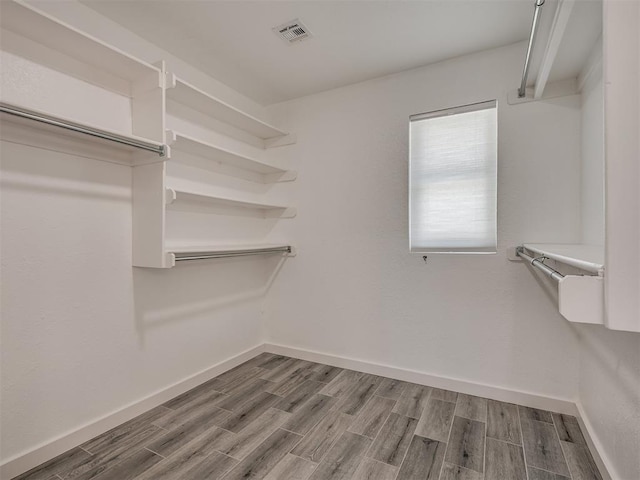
165 188 296 218
522 243 604 274
167 75 288 140
1 1 161 94
167 130 296 181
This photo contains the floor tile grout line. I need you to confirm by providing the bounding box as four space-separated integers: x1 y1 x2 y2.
517 405 531 480
487 436 525 448
557 436 576 480
213 414 293 462
485 426 522 446
300 412 357 466
437 394 458 480
347 394 398 439
392 385 434 477
528 464 574 477
218 427 300 480
551 410 574 479
79 446 94 456
143 446 165 459
483 401 487 476
361 402 396 462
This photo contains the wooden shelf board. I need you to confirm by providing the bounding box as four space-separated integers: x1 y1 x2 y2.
168 131 288 176
167 76 287 140
1 1 160 88
523 243 604 274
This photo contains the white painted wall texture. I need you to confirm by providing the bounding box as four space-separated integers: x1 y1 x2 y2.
577 326 640 480
265 42 583 401
0 0 275 466
580 47 604 247
0 141 269 465
2 3 639 479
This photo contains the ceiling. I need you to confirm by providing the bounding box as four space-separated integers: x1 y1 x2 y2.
81 0 602 106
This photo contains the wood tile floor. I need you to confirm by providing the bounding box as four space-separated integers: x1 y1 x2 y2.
14 353 603 480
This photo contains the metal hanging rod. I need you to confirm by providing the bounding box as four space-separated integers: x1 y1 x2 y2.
518 0 546 98
0 103 167 157
174 246 292 262
516 246 564 282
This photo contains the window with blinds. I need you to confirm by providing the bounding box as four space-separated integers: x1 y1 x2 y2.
409 100 497 253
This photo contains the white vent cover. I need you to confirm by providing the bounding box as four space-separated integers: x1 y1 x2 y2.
273 19 311 43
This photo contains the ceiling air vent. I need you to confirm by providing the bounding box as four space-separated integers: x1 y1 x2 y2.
273 19 312 44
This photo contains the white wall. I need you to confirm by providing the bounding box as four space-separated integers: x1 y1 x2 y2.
577 326 640 480
0 138 269 467
0 1 276 467
3 3 637 479
265 42 583 401
580 43 604 246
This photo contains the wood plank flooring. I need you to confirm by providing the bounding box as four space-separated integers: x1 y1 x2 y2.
13 353 603 480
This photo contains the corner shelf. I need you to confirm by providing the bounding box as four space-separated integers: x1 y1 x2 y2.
522 243 604 275
167 75 288 140
165 188 297 218
167 130 296 182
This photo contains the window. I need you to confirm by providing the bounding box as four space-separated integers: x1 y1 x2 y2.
409 100 497 253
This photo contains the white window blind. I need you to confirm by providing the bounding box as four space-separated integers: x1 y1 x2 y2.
409 100 497 253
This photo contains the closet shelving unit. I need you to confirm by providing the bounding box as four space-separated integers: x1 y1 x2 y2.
510 0 611 328
0 1 166 165
0 0 296 269
134 70 297 268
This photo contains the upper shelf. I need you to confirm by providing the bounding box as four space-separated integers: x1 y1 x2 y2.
166 75 288 140
167 130 296 182
523 243 604 274
0 1 161 97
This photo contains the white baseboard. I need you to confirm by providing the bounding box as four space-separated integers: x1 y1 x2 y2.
265 343 579 416
575 402 616 480
0 344 265 480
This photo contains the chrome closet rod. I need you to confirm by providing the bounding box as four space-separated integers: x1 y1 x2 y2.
174 246 292 262
516 246 564 282
0 103 167 157
518 0 546 98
